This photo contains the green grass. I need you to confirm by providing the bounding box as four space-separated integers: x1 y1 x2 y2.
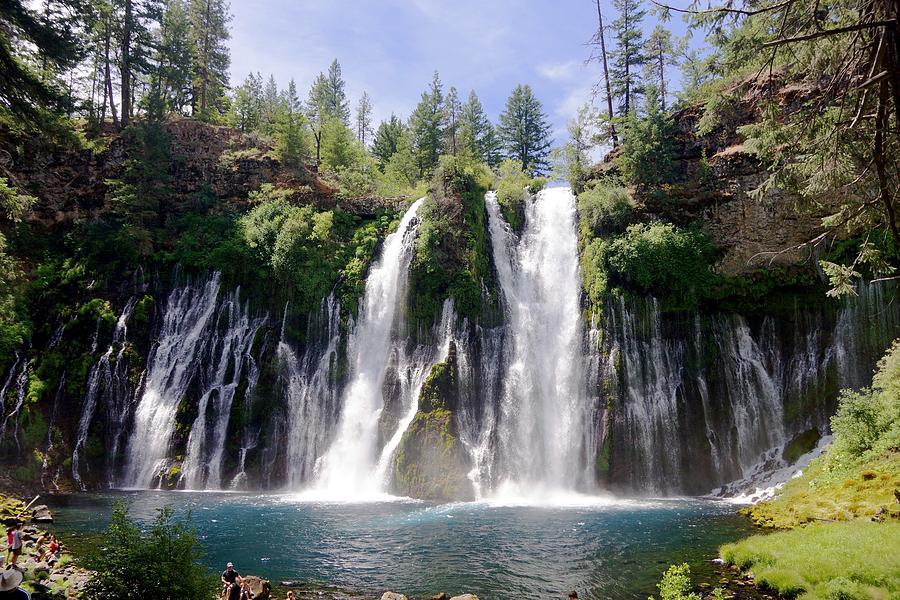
743 451 900 528
721 521 900 600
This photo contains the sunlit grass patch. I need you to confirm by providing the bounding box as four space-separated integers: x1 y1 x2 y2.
721 521 900 600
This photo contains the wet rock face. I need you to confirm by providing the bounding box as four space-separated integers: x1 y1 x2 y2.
393 344 475 502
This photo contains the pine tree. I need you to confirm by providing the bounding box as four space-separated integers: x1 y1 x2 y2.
231 71 261 132
0 0 83 128
481 123 504 168
444 86 461 156
119 0 165 127
189 0 230 121
610 0 646 115
409 70 445 176
260 74 279 132
306 72 329 165
355 91 373 146
323 59 350 124
643 25 679 111
152 0 192 115
458 90 493 163
497 84 553 175
591 0 618 146
282 78 302 116
372 114 405 169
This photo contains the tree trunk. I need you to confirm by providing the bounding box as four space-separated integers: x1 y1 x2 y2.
874 78 900 250
120 0 133 129
595 0 618 146
199 0 212 115
103 18 118 129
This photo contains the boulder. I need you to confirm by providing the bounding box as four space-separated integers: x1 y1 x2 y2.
431 594 450 600
449 596 479 600
30 505 53 523
242 575 271 600
381 593 408 600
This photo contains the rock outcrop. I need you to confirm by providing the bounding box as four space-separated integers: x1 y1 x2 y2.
393 343 475 501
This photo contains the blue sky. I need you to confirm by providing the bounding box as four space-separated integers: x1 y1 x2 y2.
229 0 695 146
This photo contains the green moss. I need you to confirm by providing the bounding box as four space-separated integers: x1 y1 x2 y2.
782 429 823 464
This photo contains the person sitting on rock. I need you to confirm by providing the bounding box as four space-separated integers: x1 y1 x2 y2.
568 592 578 599
37 536 59 564
221 562 242 600
0 568 30 599
239 580 254 600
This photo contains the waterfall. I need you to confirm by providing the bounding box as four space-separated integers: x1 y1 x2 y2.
180 288 266 490
72 297 136 489
312 198 425 498
0 356 30 455
122 273 223 488
231 330 266 490
282 294 342 489
483 188 599 498
607 281 900 495
40 373 66 490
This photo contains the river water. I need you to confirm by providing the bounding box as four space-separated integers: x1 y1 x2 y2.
46 491 751 599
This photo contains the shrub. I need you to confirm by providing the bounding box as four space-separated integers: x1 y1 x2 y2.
830 339 900 462
602 222 716 310
577 181 634 238
84 501 217 600
494 159 544 232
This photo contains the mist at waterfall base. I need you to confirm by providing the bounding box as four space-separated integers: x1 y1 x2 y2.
47 491 752 600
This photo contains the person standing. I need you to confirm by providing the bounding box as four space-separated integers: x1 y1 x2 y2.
7 526 23 569
0 568 30 599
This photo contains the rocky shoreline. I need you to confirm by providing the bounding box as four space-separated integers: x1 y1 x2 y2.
0 495 90 599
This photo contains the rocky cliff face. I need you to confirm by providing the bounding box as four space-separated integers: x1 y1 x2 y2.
594 82 840 279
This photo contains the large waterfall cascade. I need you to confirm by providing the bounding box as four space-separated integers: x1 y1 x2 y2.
481 187 600 499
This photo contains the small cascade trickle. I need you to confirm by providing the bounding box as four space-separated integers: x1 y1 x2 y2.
282 294 342 489
312 198 425 498
40 373 66 490
72 298 136 489
122 273 223 488
181 288 266 490
0 356 30 456
231 330 266 490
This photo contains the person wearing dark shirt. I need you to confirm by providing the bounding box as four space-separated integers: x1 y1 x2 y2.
221 562 241 600
0 569 31 600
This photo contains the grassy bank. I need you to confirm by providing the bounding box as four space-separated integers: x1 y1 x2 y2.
721 522 900 600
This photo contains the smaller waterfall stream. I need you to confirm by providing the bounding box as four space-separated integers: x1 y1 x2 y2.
72 298 136 489
122 273 223 488
180 288 266 490
312 198 425 498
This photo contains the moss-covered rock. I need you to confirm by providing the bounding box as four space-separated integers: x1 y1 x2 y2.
393 345 474 501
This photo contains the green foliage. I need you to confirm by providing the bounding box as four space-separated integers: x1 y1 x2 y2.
372 114 407 168
721 522 900 600
602 223 716 310
609 0 646 115
494 159 546 232
409 155 496 325
648 563 724 600
84 501 217 600
829 340 900 463
234 184 397 316
577 181 634 238
618 90 677 186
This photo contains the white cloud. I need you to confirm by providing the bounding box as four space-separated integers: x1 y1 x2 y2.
537 60 581 82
